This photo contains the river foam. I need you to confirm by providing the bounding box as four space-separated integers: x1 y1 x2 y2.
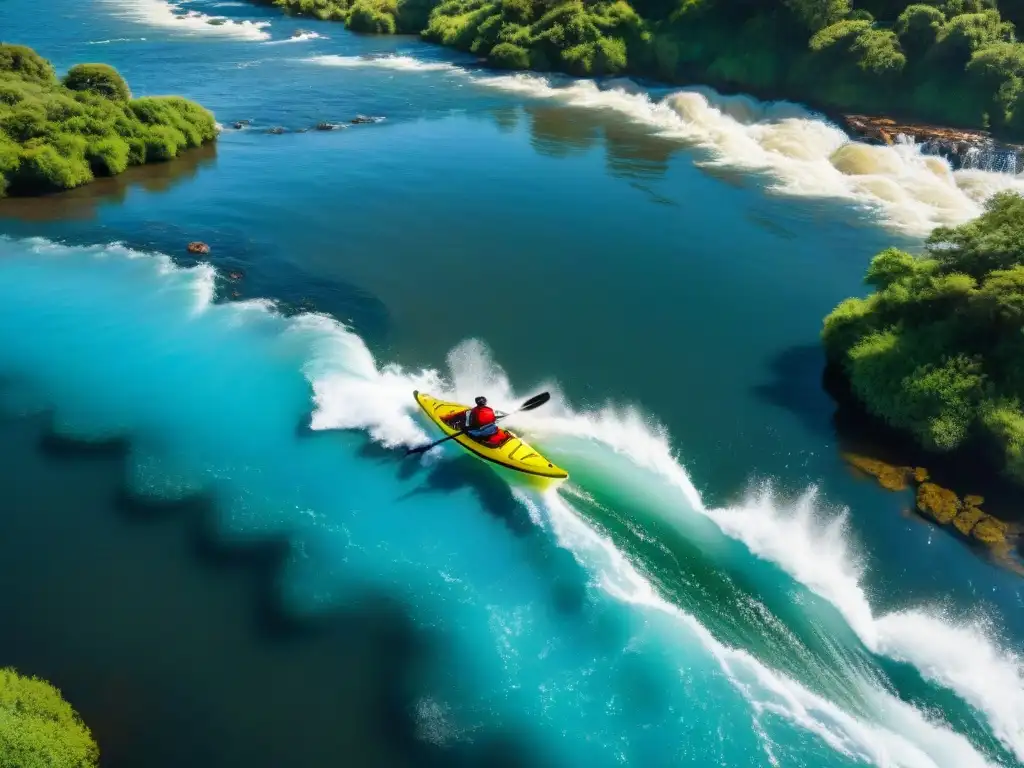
0 237 1016 766
306 54 1024 237
100 0 271 40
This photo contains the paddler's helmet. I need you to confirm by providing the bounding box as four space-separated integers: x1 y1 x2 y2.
475 396 488 407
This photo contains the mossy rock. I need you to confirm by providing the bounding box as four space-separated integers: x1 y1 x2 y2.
963 494 985 506
952 503 985 535
916 482 960 524
972 515 1010 545
913 467 930 483
842 453 912 491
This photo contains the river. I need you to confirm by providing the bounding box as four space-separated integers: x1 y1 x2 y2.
1 0 1023 766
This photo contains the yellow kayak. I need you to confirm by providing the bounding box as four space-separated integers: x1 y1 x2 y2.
413 391 569 482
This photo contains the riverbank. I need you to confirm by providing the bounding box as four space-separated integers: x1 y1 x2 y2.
245 0 1024 143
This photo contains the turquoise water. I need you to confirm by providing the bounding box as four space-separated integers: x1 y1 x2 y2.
1 1 1024 765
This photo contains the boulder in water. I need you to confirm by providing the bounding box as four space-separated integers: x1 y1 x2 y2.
350 115 384 124
265 126 286 135
187 241 210 255
916 482 960 524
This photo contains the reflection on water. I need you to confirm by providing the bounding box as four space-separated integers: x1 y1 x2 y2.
522 104 678 180
0 143 218 222
604 122 674 180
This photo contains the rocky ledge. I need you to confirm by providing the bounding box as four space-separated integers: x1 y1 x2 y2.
844 114 1021 173
844 453 1021 573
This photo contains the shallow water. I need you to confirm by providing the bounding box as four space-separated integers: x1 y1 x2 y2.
1 1 1024 766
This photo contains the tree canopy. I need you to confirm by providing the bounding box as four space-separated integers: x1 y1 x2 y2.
0 668 99 768
251 0 1024 137
823 192 1024 481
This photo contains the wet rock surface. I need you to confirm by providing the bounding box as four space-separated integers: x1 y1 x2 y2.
844 114 1021 173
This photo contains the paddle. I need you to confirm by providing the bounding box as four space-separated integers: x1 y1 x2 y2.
405 392 551 456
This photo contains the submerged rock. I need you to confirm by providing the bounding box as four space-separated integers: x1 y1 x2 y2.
843 451 1020 570
952 503 985 536
350 115 385 124
265 126 286 135
916 482 960 525
187 241 210 255
842 453 929 492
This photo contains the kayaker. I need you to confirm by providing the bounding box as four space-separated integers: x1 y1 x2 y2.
443 396 499 440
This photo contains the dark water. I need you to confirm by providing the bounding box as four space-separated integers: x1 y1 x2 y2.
1 0 1023 766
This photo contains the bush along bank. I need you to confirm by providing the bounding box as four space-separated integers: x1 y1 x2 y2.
0 667 99 768
823 191 1024 496
0 44 217 197
252 0 1024 141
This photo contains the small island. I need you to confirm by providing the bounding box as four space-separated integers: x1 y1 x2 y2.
251 0 1024 141
0 44 217 197
0 667 99 767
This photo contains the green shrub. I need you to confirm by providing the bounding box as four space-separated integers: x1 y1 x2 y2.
86 136 131 175
348 0 399 32
0 667 99 768
489 41 531 67
0 45 55 83
63 64 131 101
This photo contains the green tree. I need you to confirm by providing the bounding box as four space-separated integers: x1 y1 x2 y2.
785 0 852 31
0 44 54 82
0 668 99 768
62 64 132 101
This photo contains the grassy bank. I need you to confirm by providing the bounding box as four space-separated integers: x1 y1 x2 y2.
0 44 217 197
823 190 1024 487
250 0 1024 140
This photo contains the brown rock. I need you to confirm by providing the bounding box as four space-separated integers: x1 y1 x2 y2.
964 494 985 507
187 241 210 255
972 516 1010 545
952 504 985 536
913 467 929 483
842 453 912 491
916 483 960 525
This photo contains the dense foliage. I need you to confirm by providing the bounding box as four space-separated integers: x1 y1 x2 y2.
0 667 99 768
823 191 1024 483
254 0 1024 137
0 44 217 197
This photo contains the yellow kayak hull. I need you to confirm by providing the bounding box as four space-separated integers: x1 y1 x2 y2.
413 391 569 482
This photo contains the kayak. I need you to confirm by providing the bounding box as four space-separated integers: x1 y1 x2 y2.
413 391 569 482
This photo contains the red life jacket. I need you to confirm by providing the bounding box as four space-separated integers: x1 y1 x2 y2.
469 405 496 427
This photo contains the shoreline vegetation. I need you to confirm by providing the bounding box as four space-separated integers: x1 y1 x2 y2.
824 189 1024 562
248 0 1024 142
0 44 217 198
0 667 99 767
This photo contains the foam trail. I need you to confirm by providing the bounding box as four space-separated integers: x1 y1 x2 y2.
307 54 458 73
266 31 325 44
706 486 1024 763
535 489 1000 768
305 55 1024 236
100 0 271 40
